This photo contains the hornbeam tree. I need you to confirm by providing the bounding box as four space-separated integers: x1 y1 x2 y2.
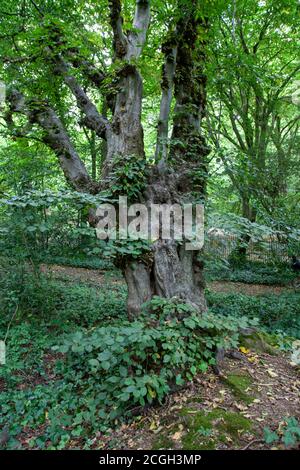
1 0 212 317
206 0 300 223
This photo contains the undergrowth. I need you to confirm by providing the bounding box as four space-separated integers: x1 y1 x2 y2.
0 258 299 449
205 260 296 286
207 290 300 339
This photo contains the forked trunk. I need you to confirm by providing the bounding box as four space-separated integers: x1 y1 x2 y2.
124 241 206 318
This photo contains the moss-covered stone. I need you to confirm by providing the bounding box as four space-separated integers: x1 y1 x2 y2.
221 372 255 403
240 330 279 355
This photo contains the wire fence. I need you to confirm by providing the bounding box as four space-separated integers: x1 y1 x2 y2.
206 233 290 263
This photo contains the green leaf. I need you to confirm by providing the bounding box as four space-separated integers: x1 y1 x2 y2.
264 428 279 444
88 359 100 369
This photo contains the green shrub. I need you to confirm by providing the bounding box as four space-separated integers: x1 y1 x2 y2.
206 261 295 285
207 290 300 339
53 303 256 426
41 254 114 271
0 263 63 324
58 284 127 326
1 298 258 449
0 260 126 327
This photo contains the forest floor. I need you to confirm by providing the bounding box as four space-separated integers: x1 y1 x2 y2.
96 352 300 450
2 263 298 450
36 263 300 450
41 263 292 296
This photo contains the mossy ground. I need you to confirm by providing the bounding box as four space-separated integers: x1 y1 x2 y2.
153 407 252 450
152 435 175 450
221 372 255 403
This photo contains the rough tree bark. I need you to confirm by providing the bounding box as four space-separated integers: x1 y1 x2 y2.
5 0 210 318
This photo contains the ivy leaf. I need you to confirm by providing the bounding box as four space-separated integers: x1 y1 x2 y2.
263 427 279 444
282 431 296 447
88 358 100 370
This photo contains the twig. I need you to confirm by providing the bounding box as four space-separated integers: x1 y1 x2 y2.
29 0 43 16
241 438 264 450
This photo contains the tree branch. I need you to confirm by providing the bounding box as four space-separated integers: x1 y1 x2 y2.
253 15 271 54
52 55 109 140
236 18 250 55
109 0 128 59
65 48 106 88
280 115 300 141
269 65 300 109
6 89 94 192
127 0 151 59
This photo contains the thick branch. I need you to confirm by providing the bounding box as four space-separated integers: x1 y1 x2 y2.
127 0 151 59
65 49 106 88
102 1 150 177
6 89 94 192
170 2 210 197
109 0 128 59
53 56 109 139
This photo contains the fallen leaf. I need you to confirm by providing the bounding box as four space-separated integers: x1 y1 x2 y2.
239 347 250 354
172 431 183 441
149 420 159 431
248 356 257 363
234 402 248 411
267 369 278 378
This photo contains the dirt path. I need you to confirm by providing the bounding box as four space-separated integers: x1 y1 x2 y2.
40 264 123 286
209 280 291 296
41 264 292 296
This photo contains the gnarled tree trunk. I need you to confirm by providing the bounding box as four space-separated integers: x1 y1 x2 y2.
107 2 210 317
5 0 210 319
